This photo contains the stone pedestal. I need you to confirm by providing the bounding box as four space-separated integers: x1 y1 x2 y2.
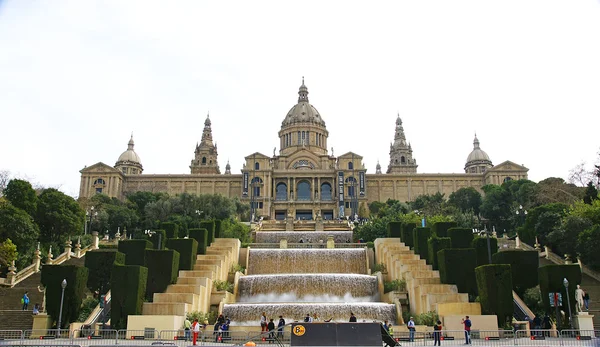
33 244 41 272
286 214 294 231
6 261 17 286
45 247 54 265
92 231 99 250
327 235 335 249
315 215 323 231
74 237 82 258
279 239 287 249
573 312 595 334
64 239 72 260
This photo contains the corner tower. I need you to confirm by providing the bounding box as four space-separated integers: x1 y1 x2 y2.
190 114 221 174
387 115 417 174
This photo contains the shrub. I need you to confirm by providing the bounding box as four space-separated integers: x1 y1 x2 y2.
475 264 513 326
84 249 126 294
471 236 498 266
414 311 439 326
160 222 179 239
214 220 222 239
199 221 216 246
165 238 198 270
438 248 478 296
448 228 474 248
366 241 374 249
147 229 166 250
372 263 387 273
213 280 233 293
387 221 402 238
145 249 180 301
118 239 153 266
187 311 217 325
432 222 457 238
111 264 148 330
189 228 208 254
428 237 452 270
538 264 582 319
98 244 118 249
492 250 539 295
77 297 99 322
40 265 89 328
522 287 545 317
230 263 245 273
401 223 417 248
384 279 407 293
412 227 432 261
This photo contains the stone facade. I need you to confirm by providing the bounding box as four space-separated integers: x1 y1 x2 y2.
79 80 528 220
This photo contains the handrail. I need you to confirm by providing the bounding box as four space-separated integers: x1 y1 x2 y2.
513 290 535 320
82 291 112 326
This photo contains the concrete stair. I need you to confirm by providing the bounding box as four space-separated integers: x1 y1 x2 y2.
0 310 34 331
0 272 43 311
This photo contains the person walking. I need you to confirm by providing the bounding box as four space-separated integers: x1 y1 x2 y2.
260 312 268 332
461 316 472 345
191 318 200 346
388 323 394 338
433 320 442 346
22 292 30 311
407 317 416 342
184 317 192 342
277 315 286 339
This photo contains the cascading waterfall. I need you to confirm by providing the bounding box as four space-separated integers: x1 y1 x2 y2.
247 249 368 275
255 231 353 243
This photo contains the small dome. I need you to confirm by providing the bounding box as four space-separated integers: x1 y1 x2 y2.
117 135 141 164
466 135 491 163
281 78 326 127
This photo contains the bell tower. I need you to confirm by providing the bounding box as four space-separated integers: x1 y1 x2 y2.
190 114 221 174
387 114 418 174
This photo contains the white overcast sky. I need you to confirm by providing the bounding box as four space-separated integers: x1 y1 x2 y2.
1 1 599 197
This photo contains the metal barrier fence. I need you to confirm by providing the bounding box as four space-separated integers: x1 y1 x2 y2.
0 329 598 346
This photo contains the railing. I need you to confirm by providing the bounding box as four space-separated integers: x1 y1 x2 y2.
513 290 535 321
82 291 111 326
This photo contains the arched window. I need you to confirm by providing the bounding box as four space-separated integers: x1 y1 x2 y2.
401 156 406 164
202 157 207 164
255 162 260 170
93 178 105 185
503 177 513 183
252 177 263 197
297 181 311 201
348 162 354 170
276 183 288 201
93 178 105 194
320 183 332 201
346 177 356 197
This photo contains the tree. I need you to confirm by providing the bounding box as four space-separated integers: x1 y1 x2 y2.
0 200 40 268
535 177 583 205
411 192 446 216
448 187 482 215
578 225 600 271
547 215 592 257
0 238 18 269
480 185 513 231
519 203 567 246
368 201 386 216
583 181 599 205
0 170 10 196
35 188 84 243
3 179 38 217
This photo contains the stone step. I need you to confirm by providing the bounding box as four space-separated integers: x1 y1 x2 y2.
142 302 190 316
176 277 212 287
153 293 200 310
179 270 214 279
421 293 469 313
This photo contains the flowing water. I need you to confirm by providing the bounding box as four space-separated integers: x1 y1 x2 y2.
247 249 368 275
255 231 353 243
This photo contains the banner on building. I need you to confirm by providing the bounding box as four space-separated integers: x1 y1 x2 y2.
359 171 365 196
338 171 345 216
243 172 249 196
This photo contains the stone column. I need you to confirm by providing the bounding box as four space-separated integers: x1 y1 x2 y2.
64 239 72 260
279 239 288 249
515 235 521 248
6 260 17 286
74 237 82 258
92 231 99 250
33 243 41 272
327 235 335 249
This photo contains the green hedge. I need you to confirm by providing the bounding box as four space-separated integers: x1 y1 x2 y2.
166 238 198 270
438 248 478 296
428 237 452 270
492 250 539 295
412 227 431 261
472 236 498 266
433 222 458 238
538 264 582 319
145 249 180 301
476 264 513 326
387 222 402 238
401 223 417 248
200 221 215 246
118 240 153 266
111 264 148 330
214 220 222 239
189 228 208 254
160 222 179 239
448 228 474 248
40 265 89 328
84 249 126 293
147 229 166 250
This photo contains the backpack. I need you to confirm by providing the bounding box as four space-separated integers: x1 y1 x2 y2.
21 298 24 304
465 320 472 328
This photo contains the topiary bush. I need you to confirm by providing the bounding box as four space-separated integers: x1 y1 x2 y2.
538 264 581 320
84 249 126 294
145 249 180 301
432 222 458 238
189 228 208 254
428 237 452 270
165 238 198 270
111 264 148 330
387 221 402 238
160 222 179 239
475 264 513 326
438 248 478 296
412 227 431 261
448 228 474 248
471 236 498 266
40 265 89 328
214 220 222 239
492 250 539 295
199 221 215 246
401 223 417 248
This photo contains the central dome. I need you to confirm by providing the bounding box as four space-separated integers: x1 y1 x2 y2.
281 79 326 127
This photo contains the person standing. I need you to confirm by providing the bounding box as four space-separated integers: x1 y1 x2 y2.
191 318 200 346
184 317 192 341
277 316 286 339
349 312 357 322
433 320 442 346
260 312 268 332
461 316 472 345
22 292 30 311
267 318 276 343
388 323 394 338
584 290 590 310
407 317 416 342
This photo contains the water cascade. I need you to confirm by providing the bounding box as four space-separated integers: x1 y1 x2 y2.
254 231 353 243
247 249 367 274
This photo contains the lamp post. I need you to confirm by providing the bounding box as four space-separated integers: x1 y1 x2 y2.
84 206 97 235
515 205 527 227
473 227 493 264
57 279 67 336
563 277 573 328
145 229 162 249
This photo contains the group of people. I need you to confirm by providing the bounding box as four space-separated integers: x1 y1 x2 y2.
260 312 287 343
184 314 231 345
21 291 40 314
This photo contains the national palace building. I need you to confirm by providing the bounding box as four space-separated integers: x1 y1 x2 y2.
79 80 528 221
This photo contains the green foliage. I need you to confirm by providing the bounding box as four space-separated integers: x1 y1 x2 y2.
383 279 406 293
165 238 198 270
40 265 89 328
475 264 513 325
538 264 581 319
36 188 84 244
220 219 251 243
213 280 233 293
0 238 18 268
480 184 514 231
411 192 446 216
471 236 498 266
230 263 245 273
147 229 166 250
117 239 153 266
448 187 482 215
77 297 99 322
432 221 457 238
427 237 451 270
492 250 539 295
354 218 388 242
412 227 431 261
4 179 37 217
189 228 208 254
160 222 179 239
187 311 217 325
413 311 439 326
438 248 478 296
145 249 180 301
519 203 567 246
578 224 600 271
372 263 386 273
522 287 545 318
111 264 148 330
199 221 215 245
548 215 591 257
447 227 474 248
0 200 40 268
401 223 416 247
387 222 402 238
214 220 222 238
84 249 126 294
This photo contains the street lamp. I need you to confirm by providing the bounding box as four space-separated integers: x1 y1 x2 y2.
145 229 162 249
57 279 67 336
515 205 527 226
85 206 98 235
473 227 493 264
563 277 573 328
